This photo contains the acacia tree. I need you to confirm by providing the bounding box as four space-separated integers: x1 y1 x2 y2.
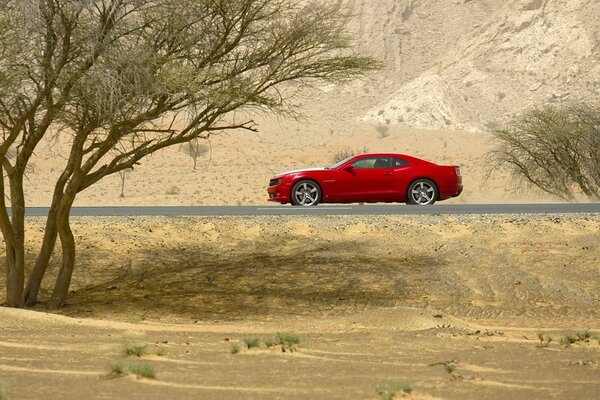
0 0 380 308
487 104 600 201
183 138 209 170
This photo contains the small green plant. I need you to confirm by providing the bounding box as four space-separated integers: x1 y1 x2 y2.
537 332 553 347
230 344 241 354
243 337 261 349
429 359 458 379
560 334 577 347
277 332 300 347
127 362 156 379
122 343 148 357
576 330 591 342
375 382 413 400
0 380 9 400
444 362 456 374
108 362 126 378
106 361 155 379
560 330 593 347
156 347 167 357
265 332 300 352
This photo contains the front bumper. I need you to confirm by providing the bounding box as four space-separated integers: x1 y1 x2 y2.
267 182 291 203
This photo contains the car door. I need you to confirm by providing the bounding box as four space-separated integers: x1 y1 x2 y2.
388 156 411 200
334 156 395 202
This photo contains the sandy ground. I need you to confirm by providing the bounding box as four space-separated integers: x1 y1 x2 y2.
1 214 599 399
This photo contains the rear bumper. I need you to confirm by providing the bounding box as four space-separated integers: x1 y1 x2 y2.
452 185 463 198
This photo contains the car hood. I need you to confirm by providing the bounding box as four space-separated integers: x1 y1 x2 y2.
273 167 326 178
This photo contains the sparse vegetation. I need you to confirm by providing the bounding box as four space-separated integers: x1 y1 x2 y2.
429 359 459 379
376 125 391 138
127 362 156 379
264 332 300 352
560 334 578 347
233 333 301 353
537 332 553 347
106 361 156 379
122 343 148 358
243 337 261 349
332 146 369 163
444 361 456 374
165 186 181 196
375 382 413 400
560 330 593 347
181 138 210 170
486 103 600 201
108 362 126 378
156 347 167 357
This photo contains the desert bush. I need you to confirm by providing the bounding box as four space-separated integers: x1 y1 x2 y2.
376 125 390 138
375 382 413 400
127 362 156 379
331 146 369 163
560 330 593 347
108 362 126 378
486 103 600 201
122 343 148 358
243 337 261 349
230 344 241 354
165 185 181 196
265 332 300 351
107 361 156 379
537 332 553 347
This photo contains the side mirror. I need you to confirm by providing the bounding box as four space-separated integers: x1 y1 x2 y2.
343 164 353 171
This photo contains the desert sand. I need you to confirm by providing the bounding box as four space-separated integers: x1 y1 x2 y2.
1 214 599 399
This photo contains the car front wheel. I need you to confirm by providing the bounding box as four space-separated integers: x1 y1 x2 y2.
406 179 437 205
291 180 321 206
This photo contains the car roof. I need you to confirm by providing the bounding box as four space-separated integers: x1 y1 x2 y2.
352 153 431 163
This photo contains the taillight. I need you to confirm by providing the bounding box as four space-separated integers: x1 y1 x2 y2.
454 166 461 176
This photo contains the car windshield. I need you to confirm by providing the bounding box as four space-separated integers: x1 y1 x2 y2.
327 156 354 169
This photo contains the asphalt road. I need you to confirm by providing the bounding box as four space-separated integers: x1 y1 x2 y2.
16 203 600 217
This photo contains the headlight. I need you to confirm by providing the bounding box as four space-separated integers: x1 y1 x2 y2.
269 178 281 186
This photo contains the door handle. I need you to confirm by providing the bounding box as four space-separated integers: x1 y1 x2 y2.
383 172 392 176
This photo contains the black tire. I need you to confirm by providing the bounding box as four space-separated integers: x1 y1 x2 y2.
406 179 438 205
290 180 321 206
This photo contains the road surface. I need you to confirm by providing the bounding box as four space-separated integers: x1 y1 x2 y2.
16 203 600 217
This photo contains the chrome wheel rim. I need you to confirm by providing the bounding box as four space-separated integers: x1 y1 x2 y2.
294 182 319 206
411 181 435 205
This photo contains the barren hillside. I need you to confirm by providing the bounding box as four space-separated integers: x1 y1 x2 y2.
355 0 600 130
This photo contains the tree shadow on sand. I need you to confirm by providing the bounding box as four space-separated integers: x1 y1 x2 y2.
57 239 442 321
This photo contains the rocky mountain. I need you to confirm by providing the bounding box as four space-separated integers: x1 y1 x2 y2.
346 0 600 131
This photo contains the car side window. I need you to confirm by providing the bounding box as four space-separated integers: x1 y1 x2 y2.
352 157 390 169
391 157 409 167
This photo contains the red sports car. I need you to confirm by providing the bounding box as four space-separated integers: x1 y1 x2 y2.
267 153 462 206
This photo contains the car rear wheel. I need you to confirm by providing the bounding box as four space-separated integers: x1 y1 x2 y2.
406 179 437 205
291 180 321 206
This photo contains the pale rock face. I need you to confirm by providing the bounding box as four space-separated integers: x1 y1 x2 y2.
353 0 600 131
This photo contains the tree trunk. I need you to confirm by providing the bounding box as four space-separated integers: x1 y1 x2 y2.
4 175 26 307
25 156 74 306
47 194 76 309
24 207 59 306
5 240 24 307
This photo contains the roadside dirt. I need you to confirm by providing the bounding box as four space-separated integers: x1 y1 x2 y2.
1 214 599 399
